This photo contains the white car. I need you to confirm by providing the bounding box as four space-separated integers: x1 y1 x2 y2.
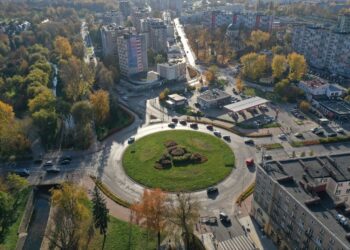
336 128 345 134
278 134 287 140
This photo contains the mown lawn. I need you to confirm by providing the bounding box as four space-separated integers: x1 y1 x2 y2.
0 189 31 250
89 217 157 250
123 130 235 192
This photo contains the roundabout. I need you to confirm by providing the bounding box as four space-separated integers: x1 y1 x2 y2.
122 130 235 192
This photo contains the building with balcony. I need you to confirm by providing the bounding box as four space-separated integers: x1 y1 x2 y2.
252 154 350 250
157 59 186 81
140 18 168 53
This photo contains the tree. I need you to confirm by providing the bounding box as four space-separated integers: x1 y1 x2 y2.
272 55 287 80
92 186 109 249
204 65 218 84
166 193 200 250
132 189 167 250
71 101 93 126
90 90 110 126
236 78 245 93
55 36 72 59
299 100 311 113
32 109 58 145
159 88 170 102
60 57 94 102
0 100 14 124
248 30 270 51
95 63 114 90
28 88 56 113
288 52 307 81
48 182 93 250
241 53 268 81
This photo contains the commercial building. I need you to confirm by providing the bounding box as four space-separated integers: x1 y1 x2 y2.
119 1 131 18
166 94 187 108
117 33 148 77
197 89 231 108
292 22 350 78
316 100 350 120
140 18 168 53
252 154 350 250
298 78 345 100
157 59 186 81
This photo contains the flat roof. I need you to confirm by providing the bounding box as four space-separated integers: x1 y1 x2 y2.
224 97 269 113
261 153 350 247
319 100 350 115
168 94 186 102
198 89 231 102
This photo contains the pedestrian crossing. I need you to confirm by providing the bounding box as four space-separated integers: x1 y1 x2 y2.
218 235 257 250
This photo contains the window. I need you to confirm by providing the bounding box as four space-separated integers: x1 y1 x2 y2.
335 190 341 195
346 189 350 194
338 183 343 187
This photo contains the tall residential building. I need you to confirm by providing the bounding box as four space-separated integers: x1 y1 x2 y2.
117 33 148 77
252 154 350 250
131 9 149 33
140 18 168 53
100 24 119 59
102 10 124 26
148 0 183 13
292 25 350 78
119 1 131 18
338 13 350 33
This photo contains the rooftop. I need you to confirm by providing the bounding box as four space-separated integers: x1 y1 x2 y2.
319 100 350 115
224 97 269 113
300 78 328 89
262 153 350 247
198 89 231 102
168 94 186 102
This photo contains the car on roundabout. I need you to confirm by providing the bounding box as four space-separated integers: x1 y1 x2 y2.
168 123 176 128
207 187 218 196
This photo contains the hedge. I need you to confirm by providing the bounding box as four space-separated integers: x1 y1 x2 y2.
90 176 131 208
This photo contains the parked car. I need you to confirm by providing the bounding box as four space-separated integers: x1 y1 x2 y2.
172 118 178 123
294 133 303 138
59 156 72 162
128 137 135 144
168 123 176 128
327 132 337 137
207 187 218 196
12 168 30 177
223 135 231 141
219 212 231 223
336 128 345 134
278 134 287 140
46 167 60 174
206 125 213 130
60 159 71 165
179 120 187 125
311 127 320 133
213 131 221 137
263 155 272 160
190 123 198 129
244 138 254 144
43 160 53 167
315 130 325 136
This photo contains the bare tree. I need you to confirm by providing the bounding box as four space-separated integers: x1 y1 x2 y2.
166 193 200 250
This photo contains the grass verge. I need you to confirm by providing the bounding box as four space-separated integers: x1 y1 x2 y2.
236 182 255 205
90 176 131 208
0 189 31 250
291 136 350 147
88 216 157 250
257 143 283 150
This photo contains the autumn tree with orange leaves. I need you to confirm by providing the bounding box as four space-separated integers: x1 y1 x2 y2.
131 189 167 250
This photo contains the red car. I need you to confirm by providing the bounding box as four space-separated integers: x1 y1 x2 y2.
245 158 255 167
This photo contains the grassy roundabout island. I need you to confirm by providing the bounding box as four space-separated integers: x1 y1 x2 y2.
122 130 235 192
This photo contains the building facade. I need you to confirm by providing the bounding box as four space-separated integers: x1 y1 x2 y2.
100 24 119 59
140 18 168 53
157 60 186 81
292 25 350 78
252 155 350 250
119 1 131 18
117 33 148 77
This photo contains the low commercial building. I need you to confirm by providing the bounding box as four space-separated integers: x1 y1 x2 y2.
298 78 345 100
317 100 350 120
252 154 350 250
166 94 187 108
197 89 231 108
157 59 186 81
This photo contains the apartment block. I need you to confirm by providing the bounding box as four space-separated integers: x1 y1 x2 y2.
117 33 148 77
157 59 186 81
140 18 168 53
292 24 350 78
252 154 350 250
